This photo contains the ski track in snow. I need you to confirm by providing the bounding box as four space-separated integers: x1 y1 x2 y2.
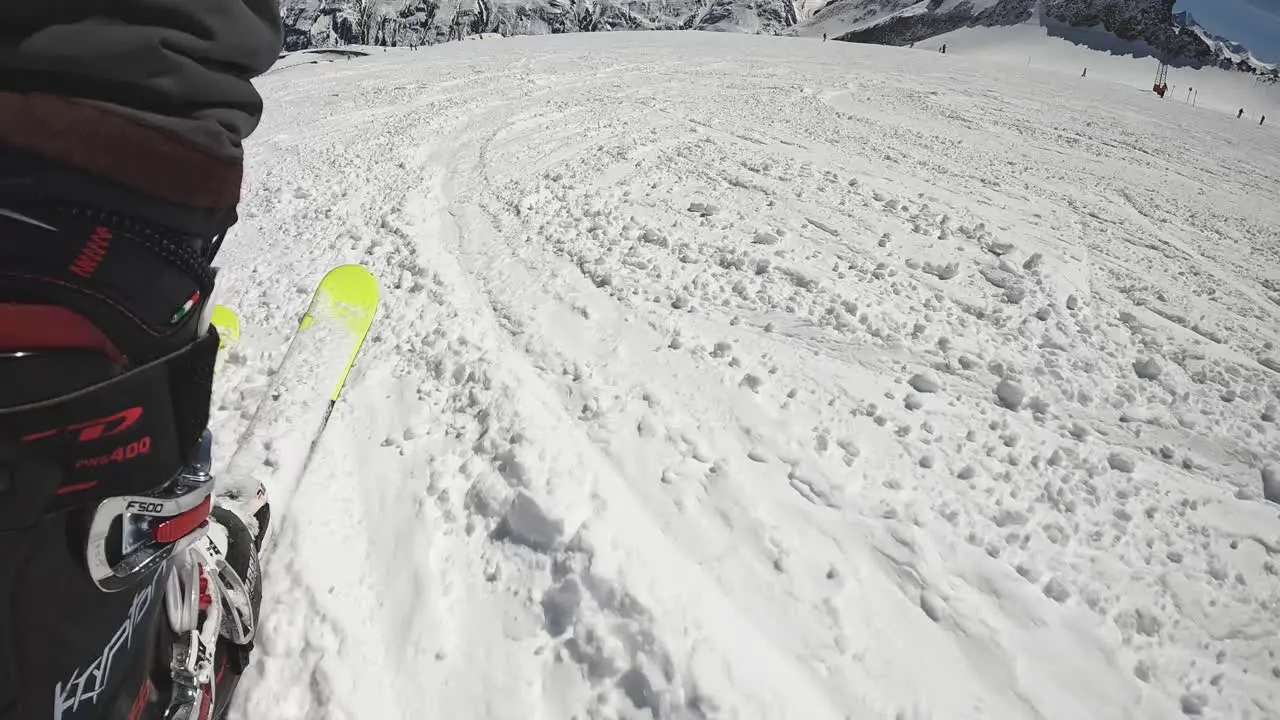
209 32 1280 720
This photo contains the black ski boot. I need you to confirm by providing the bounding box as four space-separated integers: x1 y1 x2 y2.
0 193 260 720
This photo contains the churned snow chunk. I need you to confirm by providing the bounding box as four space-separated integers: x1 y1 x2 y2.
752 231 780 245
993 509 1029 527
995 379 1026 411
1180 692 1208 716
1134 608 1163 637
1108 451 1136 474
541 577 583 637
920 592 946 622
1042 577 1071 603
499 491 564 551
1262 465 1280 505
923 261 960 280
980 267 1016 289
641 228 668 247
908 370 943 393
1134 357 1163 380
465 472 514 519
1066 294 1080 310
1235 485 1260 501
985 240 1015 256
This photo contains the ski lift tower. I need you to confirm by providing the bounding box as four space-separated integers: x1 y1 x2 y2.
1153 59 1169 97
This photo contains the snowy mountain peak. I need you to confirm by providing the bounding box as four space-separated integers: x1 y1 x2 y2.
1172 9 1276 73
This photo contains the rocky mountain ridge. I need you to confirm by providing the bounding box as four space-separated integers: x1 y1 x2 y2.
821 0 1275 74
279 0 1277 78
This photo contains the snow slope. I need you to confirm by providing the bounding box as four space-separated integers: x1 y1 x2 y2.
212 31 1280 720
797 0 1011 41
266 47 373 73
912 21 1280 118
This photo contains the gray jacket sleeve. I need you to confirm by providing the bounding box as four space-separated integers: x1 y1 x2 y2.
0 1 284 155
0 2 283 234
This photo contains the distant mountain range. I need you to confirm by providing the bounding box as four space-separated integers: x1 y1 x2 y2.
278 0 1279 79
814 1 1276 75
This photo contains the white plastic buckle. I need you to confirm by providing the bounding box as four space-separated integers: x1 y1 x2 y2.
84 431 215 592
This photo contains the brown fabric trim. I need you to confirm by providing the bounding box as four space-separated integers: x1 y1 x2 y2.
0 92 241 210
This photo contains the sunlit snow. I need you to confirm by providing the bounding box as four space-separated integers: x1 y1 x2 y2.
213 29 1280 720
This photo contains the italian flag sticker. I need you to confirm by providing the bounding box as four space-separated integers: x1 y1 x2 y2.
171 290 201 325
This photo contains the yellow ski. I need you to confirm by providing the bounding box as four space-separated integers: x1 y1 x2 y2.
210 304 241 349
299 264 379 402
221 264 380 507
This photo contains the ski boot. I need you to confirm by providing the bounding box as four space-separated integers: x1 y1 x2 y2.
0 190 263 719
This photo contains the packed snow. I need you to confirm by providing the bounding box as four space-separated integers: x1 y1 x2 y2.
209 30 1280 720
912 22 1280 120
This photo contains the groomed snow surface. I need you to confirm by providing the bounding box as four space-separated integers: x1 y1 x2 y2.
211 31 1280 720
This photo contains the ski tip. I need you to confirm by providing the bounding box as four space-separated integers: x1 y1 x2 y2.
302 264 380 332
321 264 380 292
302 266 381 402
211 304 241 348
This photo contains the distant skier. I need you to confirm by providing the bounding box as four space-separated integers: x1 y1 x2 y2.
940 43 948 54
823 33 827 42
1082 68 1087 78
1239 108 1245 119
1263 115 1268 126
0 2 280 719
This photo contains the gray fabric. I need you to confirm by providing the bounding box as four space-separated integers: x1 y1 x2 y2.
0 1 284 157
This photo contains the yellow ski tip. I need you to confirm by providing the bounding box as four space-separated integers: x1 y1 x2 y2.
300 264 380 334
299 264 380 401
210 304 241 348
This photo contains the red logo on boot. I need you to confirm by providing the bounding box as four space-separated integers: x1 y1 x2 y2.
22 406 144 442
68 226 113 279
